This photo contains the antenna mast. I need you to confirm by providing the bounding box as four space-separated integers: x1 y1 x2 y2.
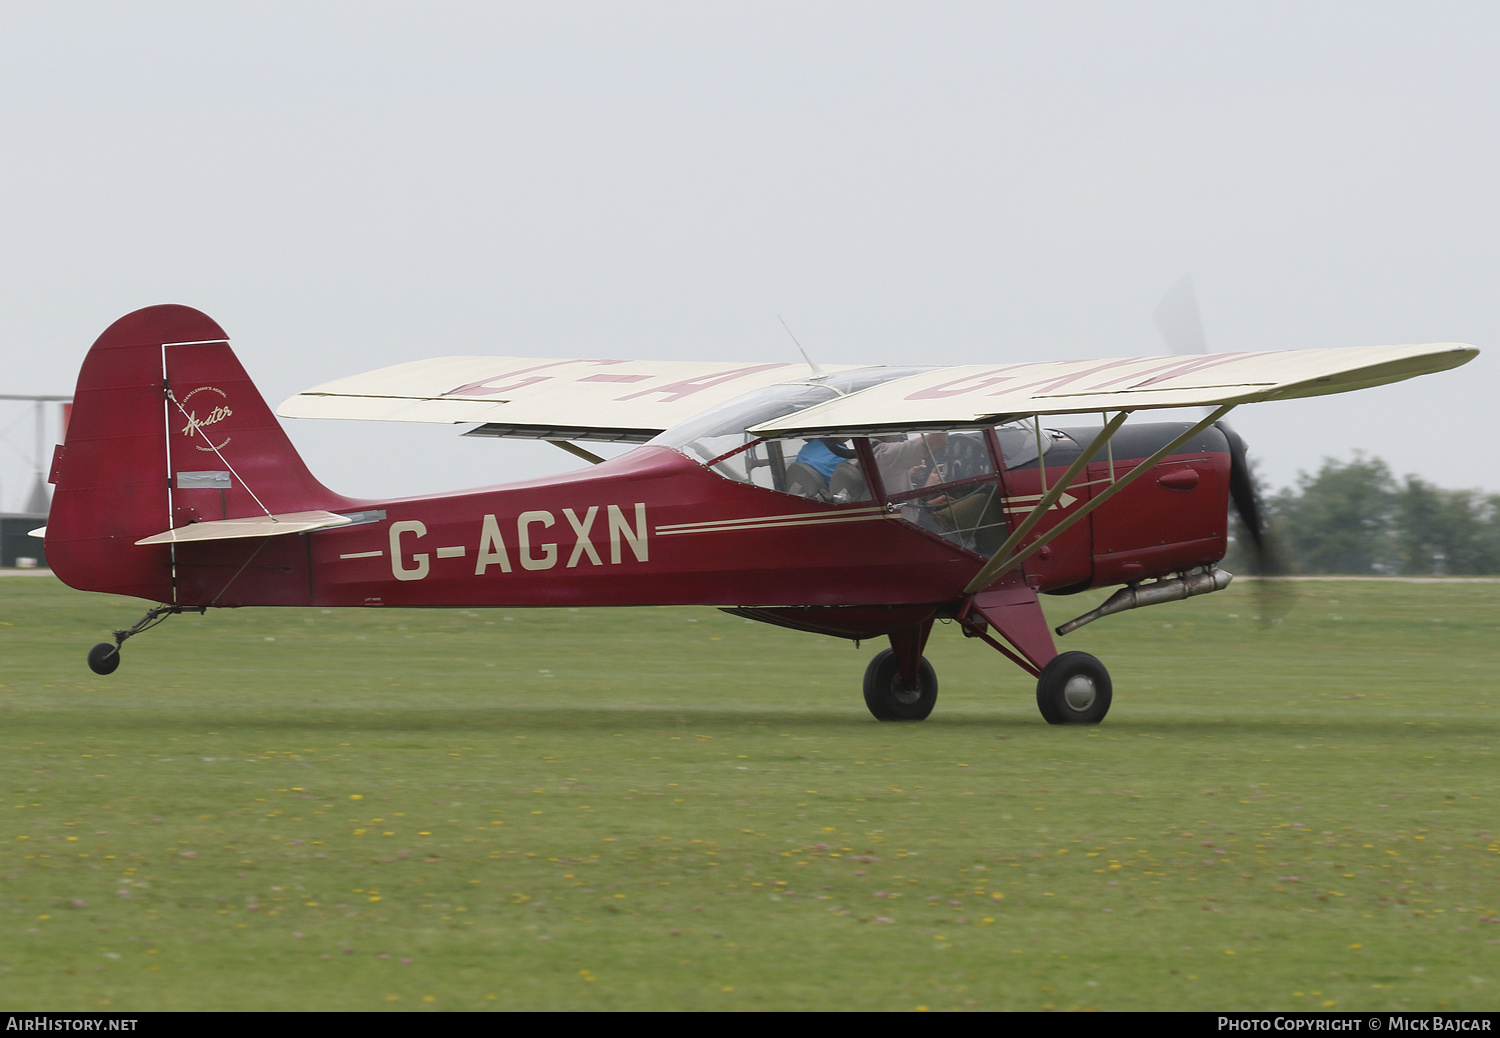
776 316 828 380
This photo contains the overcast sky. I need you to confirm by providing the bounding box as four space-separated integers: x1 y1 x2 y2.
2 1 1496 510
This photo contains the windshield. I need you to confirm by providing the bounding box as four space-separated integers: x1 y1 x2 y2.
647 366 935 481
993 422 1058 468
647 366 1035 556
648 383 840 477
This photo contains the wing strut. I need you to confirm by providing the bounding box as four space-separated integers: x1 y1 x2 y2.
547 440 607 465
963 411 1129 593
962 404 1235 595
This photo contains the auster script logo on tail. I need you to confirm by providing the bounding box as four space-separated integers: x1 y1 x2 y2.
179 386 233 452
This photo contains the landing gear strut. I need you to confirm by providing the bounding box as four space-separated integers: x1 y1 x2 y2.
86 604 204 675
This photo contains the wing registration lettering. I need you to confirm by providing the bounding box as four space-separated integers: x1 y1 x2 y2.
444 359 630 398
749 343 1478 437
1113 351 1275 390
282 356 847 438
613 363 793 404
903 367 1021 400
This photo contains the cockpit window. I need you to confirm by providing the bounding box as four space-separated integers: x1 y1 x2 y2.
993 422 1060 469
647 367 934 502
871 430 1006 553
648 383 838 476
751 436 870 503
871 430 994 495
649 378 1090 554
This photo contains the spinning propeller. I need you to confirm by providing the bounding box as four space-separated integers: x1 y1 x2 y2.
1155 276 1290 619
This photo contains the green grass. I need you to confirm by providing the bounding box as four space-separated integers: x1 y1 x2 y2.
0 574 1496 1011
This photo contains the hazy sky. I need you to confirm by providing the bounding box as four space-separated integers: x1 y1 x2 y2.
2 1 1496 509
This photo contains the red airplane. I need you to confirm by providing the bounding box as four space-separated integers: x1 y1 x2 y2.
39 305 1477 723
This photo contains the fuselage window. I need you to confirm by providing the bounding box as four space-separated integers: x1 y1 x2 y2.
744 437 868 503
650 392 1062 554
872 431 1007 555
647 366 934 505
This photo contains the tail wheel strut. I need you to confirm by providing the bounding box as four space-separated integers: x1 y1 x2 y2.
86 604 204 675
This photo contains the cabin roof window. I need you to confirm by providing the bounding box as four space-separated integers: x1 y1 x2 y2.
648 367 934 497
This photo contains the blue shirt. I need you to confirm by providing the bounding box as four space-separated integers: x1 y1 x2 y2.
796 439 848 480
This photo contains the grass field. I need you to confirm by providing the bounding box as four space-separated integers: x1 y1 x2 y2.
0 573 1496 1011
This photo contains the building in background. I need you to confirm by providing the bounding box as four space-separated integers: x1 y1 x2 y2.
0 396 69 568
0 513 47 568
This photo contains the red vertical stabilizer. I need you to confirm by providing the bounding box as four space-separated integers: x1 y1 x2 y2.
46 305 349 602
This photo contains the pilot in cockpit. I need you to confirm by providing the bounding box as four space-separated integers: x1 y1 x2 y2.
872 431 949 495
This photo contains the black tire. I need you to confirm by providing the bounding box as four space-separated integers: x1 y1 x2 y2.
87 642 120 676
1035 651 1111 725
863 648 937 721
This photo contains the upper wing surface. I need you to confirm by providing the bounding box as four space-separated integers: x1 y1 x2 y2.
278 356 857 441
280 344 1476 442
749 343 1478 437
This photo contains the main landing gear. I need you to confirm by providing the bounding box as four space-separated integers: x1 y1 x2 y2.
862 648 938 721
1034 651 1112 725
86 604 204 675
861 586 1113 725
859 644 1112 725
862 623 937 722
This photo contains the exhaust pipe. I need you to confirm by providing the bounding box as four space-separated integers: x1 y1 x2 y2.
1055 568 1233 636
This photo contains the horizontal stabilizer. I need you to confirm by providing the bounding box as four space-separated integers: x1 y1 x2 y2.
134 510 352 546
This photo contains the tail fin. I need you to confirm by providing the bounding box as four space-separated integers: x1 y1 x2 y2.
47 304 348 600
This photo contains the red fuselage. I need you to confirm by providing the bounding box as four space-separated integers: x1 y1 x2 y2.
167 439 1231 625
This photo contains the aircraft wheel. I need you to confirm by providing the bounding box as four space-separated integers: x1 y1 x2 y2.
1035 651 1111 725
862 648 937 722
87 643 120 676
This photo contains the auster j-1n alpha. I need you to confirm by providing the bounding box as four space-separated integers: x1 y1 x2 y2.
37 306 1477 723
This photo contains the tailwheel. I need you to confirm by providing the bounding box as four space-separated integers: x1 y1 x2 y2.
87 643 120 676
1035 651 1111 725
83 604 204 676
862 648 938 722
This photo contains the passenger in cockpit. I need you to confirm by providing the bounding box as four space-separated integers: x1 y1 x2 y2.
786 438 861 502
795 438 858 481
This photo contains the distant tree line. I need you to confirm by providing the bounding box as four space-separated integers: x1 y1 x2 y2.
1226 455 1500 576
